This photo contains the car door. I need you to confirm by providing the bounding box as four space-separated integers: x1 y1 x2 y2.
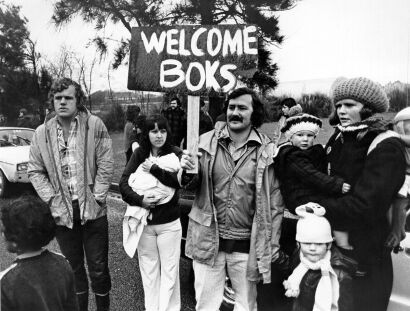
388 211 410 311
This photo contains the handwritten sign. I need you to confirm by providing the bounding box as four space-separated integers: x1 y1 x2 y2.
128 25 258 95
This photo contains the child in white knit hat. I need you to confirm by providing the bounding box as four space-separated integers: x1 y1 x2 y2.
275 113 352 254
282 202 356 311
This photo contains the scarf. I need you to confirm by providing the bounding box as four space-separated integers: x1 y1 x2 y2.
283 250 339 311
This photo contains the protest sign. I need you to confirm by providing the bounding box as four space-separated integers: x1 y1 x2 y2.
128 24 259 172
128 24 258 95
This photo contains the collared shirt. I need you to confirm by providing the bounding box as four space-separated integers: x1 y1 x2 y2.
213 126 262 243
219 125 262 161
57 116 79 200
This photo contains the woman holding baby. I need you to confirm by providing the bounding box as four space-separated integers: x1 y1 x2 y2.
119 114 183 311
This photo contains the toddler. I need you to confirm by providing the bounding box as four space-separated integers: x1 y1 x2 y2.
0 195 78 311
275 113 351 252
283 203 356 311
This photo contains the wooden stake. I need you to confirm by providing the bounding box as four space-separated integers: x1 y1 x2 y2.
186 95 200 174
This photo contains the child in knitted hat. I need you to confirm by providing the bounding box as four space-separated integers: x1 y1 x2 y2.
282 202 356 311
275 113 352 254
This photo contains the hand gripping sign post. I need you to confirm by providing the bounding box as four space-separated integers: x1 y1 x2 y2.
128 24 258 173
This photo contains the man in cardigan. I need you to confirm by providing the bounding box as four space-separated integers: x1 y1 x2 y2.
180 88 284 311
28 78 114 311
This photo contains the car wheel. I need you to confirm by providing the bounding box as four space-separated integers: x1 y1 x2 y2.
0 169 8 198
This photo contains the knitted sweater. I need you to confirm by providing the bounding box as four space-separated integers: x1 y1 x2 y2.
0 250 78 311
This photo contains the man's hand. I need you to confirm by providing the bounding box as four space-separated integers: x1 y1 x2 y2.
180 150 202 171
342 183 351 194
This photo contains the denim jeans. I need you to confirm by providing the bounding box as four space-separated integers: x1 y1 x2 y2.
55 201 111 295
193 251 257 311
137 219 182 311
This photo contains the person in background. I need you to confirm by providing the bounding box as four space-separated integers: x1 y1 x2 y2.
124 105 141 163
28 77 114 311
17 108 32 128
0 195 79 311
180 87 284 311
181 98 214 148
320 77 406 311
119 114 183 311
130 114 146 152
276 98 302 146
162 97 185 147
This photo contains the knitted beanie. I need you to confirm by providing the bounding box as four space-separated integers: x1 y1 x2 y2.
281 113 322 139
332 77 389 113
295 203 333 244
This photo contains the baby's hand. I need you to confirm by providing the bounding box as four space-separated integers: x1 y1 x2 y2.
342 183 351 194
141 159 154 172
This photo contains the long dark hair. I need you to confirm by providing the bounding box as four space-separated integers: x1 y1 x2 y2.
224 87 265 128
138 114 173 158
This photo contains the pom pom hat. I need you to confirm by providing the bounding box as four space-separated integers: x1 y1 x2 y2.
295 203 333 244
332 77 389 113
281 113 322 140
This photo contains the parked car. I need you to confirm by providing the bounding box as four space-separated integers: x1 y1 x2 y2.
388 210 410 311
0 127 35 197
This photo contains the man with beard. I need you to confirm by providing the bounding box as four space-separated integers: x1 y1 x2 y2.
180 87 284 311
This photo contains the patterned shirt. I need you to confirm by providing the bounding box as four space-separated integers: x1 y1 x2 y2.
57 117 79 200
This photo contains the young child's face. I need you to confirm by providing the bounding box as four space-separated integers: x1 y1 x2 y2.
402 119 410 135
300 242 329 263
290 131 315 150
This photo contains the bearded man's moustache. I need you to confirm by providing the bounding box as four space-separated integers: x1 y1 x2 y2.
229 116 242 122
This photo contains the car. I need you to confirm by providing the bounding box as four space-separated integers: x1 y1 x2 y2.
388 210 410 311
0 127 35 198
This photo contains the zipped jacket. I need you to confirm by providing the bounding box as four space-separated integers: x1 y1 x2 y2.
183 122 284 283
28 110 114 228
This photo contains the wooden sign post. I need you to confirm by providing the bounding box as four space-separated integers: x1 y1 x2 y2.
127 24 259 172
187 96 200 173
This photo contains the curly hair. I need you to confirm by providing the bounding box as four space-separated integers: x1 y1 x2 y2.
138 114 173 158
49 77 87 111
1 195 56 251
224 87 266 128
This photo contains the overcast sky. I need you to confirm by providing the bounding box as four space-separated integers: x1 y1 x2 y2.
10 0 410 92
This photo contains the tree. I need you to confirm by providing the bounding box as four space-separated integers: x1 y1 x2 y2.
52 0 300 95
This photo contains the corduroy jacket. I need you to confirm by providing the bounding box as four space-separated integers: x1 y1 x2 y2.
183 122 284 284
28 110 114 228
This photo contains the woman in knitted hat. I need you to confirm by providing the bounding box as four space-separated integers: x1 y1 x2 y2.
282 202 356 311
319 77 406 311
275 113 351 256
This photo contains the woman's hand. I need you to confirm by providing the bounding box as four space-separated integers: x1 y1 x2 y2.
141 159 154 172
180 150 202 171
141 193 160 209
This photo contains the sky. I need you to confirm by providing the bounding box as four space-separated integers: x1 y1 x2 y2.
9 0 410 94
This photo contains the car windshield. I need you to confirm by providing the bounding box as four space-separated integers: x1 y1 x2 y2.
0 129 34 147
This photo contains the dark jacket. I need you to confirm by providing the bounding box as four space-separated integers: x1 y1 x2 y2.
119 145 183 225
320 119 406 266
162 107 185 146
0 250 78 311
286 246 357 311
275 144 345 214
